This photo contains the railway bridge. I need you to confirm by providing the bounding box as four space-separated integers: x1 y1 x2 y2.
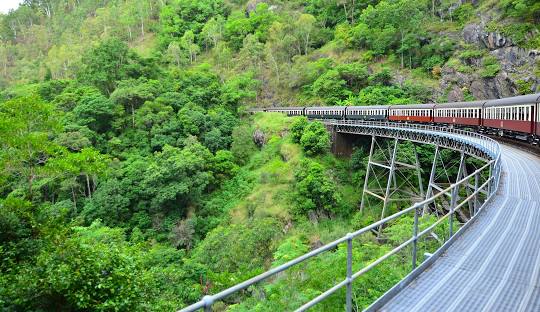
180 119 540 312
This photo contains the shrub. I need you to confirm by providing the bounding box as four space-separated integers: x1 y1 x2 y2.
458 49 484 61
290 116 308 144
480 56 501 78
516 79 533 94
421 55 445 73
300 121 330 156
293 159 342 216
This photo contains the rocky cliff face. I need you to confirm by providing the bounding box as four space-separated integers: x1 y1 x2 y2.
440 22 539 101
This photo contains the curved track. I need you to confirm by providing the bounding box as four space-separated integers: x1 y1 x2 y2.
378 143 540 311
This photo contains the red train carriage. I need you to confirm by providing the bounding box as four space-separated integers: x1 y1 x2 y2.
483 94 538 139
434 101 485 127
389 104 435 123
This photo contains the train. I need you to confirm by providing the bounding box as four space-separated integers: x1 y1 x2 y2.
258 93 540 143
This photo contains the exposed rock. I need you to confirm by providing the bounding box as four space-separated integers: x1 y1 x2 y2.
483 31 513 50
245 0 266 16
463 24 483 46
253 128 266 147
462 23 513 50
439 23 540 100
490 46 534 70
469 73 515 99
447 86 465 102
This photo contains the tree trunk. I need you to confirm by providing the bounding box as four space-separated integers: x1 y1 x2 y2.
131 103 135 127
85 174 92 198
351 0 355 24
400 31 404 68
72 186 77 215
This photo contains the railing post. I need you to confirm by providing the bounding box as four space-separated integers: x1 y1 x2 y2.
346 233 353 312
202 296 213 312
474 171 480 215
449 186 457 237
412 205 419 270
488 162 493 195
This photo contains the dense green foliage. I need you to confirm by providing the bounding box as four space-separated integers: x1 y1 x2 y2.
0 0 536 311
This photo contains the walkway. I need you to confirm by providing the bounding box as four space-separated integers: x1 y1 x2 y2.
379 143 540 311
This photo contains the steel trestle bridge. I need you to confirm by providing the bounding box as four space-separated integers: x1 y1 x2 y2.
179 118 540 311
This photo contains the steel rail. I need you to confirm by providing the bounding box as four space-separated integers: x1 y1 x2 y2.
178 121 501 312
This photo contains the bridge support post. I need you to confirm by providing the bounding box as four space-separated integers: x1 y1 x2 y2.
378 139 399 237
449 150 465 238
423 145 440 216
360 135 376 213
359 136 425 238
414 145 425 199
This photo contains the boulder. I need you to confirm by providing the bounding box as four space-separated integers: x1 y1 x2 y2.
253 128 266 147
482 31 513 50
462 23 513 50
463 24 483 46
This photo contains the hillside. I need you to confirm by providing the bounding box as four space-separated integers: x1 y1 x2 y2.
0 0 538 311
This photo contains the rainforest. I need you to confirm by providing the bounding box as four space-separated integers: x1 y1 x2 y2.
0 0 538 311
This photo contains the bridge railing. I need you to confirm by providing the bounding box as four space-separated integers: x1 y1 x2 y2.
178 122 501 312
322 119 501 159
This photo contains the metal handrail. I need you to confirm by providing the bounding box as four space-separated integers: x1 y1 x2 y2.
178 121 502 312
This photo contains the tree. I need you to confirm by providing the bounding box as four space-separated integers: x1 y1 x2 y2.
201 15 224 50
110 78 160 127
220 73 259 110
237 34 264 71
230 125 258 165
180 30 200 64
158 0 229 48
77 38 143 95
166 42 182 68
47 147 110 208
293 14 317 55
0 95 60 199
211 150 239 184
293 159 341 216
142 139 213 213
300 121 330 156
72 92 116 133
191 218 281 282
224 11 254 51
290 116 308 144
2 221 152 311
311 69 351 105
355 0 425 68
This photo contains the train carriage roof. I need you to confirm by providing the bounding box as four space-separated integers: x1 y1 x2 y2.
389 104 436 109
484 93 540 107
347 105 389 110
265 106 304 111
305 106 346 111
434 101 486 109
